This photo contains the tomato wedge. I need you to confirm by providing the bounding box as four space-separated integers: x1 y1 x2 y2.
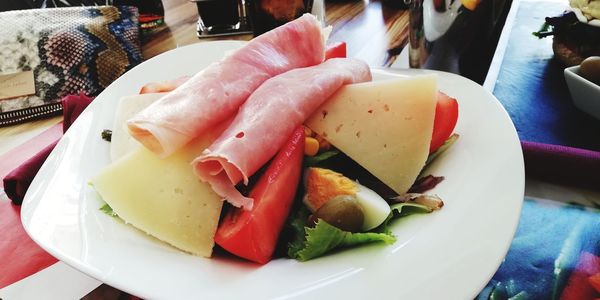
325 42 347 59
214 126 305 264
430 92 459 153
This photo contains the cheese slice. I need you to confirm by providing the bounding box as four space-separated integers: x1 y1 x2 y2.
110 93 166 162
91 123 227 257
306 75 437 195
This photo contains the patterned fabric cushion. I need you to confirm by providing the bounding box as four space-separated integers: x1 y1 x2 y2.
0 6 142 126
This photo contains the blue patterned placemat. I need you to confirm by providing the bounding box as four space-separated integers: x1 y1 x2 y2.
492 1 600 151
478 198 600 300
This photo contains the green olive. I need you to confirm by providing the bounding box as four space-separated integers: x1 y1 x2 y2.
314 195 364 232
580 56 600 85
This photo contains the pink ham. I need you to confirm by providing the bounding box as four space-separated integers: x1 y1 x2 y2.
193 58 372 209
128 14 326 157
139 75 191 94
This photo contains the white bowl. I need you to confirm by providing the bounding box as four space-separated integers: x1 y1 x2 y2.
564 65 600 120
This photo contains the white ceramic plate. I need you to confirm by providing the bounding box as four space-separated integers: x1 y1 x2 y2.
22 41 524 300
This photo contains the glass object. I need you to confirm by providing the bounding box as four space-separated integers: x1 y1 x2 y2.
250 0 314 36
118 0 165 33
193 0 252 37
407 0 511 83
382 0 409 9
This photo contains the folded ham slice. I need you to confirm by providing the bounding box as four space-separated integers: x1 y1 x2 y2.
128 14 326 157
193 58 372 209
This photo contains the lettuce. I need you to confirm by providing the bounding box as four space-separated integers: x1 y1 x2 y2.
390 201 436 215
425 133 459 166
288 217 396 261
303 150 340 167
287 201 435 261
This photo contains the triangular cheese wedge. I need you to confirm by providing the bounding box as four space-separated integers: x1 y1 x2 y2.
93 98 230 257
92 129 225 257
110 93 166 162
306 75 437 195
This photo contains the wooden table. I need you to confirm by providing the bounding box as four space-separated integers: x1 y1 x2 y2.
143 0 409 65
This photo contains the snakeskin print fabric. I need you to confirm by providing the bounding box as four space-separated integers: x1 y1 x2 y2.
35 0 114 7
0 6 141 115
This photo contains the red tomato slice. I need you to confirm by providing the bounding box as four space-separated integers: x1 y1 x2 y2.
589 273 600 293
214 126 305 264
325 42 347 59
430 92 459 153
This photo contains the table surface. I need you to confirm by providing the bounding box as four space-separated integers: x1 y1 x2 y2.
1 0 599 298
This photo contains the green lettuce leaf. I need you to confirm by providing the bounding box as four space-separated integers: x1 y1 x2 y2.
289 218 396 261
304 150 340 167
287 201 437 262
287 205 312 257
425 133 459 166
374 202 435 235
390 202 436 215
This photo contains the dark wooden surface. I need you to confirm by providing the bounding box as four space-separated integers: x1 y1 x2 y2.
142 0 410 66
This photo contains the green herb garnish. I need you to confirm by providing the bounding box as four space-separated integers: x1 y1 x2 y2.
101 129 112 142
100 202 117 217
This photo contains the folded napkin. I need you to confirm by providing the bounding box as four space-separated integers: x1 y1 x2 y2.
3 93 93 205
477 198 600 300
3 141 58 205
62 93 94 132
522 141 600 190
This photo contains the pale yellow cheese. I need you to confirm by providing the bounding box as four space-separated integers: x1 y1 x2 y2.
110 93 166 162
306 75 437 195
91 124 226 257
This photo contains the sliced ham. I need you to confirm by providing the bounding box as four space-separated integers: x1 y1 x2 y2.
128 14 326 157
193 58 372 209
139 76 191 94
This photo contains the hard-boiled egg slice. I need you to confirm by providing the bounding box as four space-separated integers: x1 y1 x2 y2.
355 183 392 231
303 167 391 231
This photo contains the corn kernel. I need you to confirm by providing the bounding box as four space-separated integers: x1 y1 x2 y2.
304 126 314 137
315 134 331 151
305 137 320 156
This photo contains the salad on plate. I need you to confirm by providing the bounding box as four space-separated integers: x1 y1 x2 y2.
89 14 460 265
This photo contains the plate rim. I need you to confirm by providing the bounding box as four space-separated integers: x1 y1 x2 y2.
21 41 525 300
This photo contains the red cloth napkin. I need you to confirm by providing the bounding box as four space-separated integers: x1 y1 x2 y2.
3 94 93 204
63 93 94 132
3 141 58 205
0 93 93 289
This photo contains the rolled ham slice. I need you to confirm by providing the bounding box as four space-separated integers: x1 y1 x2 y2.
139 76 191 94
193 58 372 209
128 14 326 157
